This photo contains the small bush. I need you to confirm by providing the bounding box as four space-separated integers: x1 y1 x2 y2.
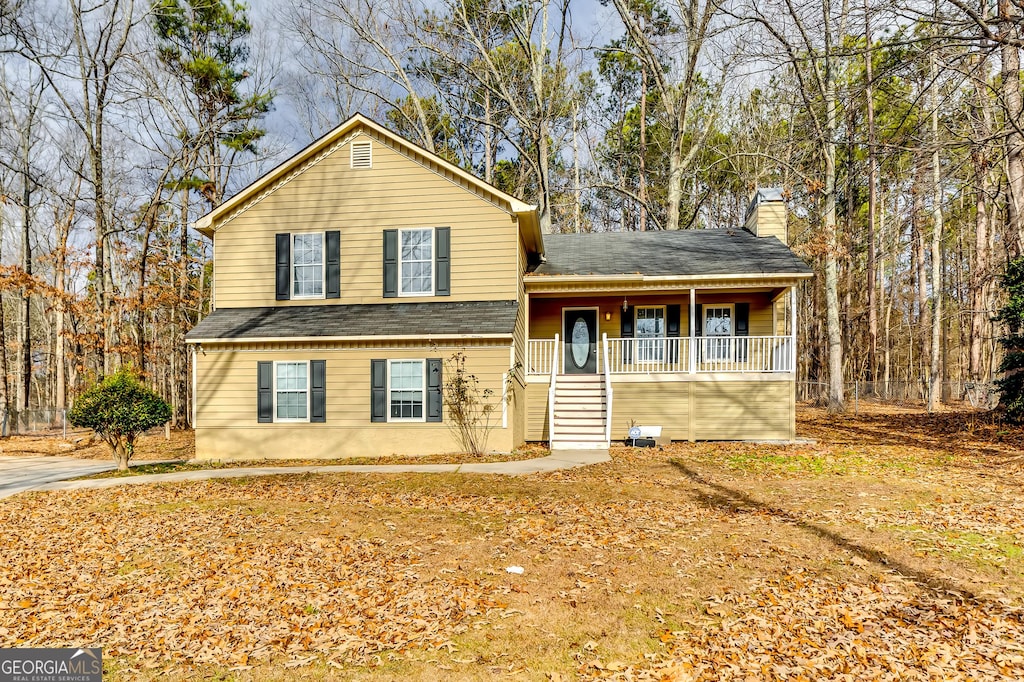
68 368 172 470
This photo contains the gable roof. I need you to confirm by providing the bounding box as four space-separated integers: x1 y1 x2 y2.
530 229 813 278
185 300 519 342
192 113 544 254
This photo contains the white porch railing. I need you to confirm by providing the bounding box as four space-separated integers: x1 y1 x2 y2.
527 336 794 375
606 337 689 373
694 336 793 373
528 338 558 375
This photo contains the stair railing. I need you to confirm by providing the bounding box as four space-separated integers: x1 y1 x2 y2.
548 333 558 444
603 333 613 444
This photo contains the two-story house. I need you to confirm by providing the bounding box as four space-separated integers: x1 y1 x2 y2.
185 114 812 460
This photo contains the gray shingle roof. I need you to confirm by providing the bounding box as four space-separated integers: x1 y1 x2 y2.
531 229 812 277
186 300 519 341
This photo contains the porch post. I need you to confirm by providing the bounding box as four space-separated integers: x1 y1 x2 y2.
790 286 798 373
689 288 696 374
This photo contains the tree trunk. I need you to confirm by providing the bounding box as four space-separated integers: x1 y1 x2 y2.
999 0 1024 252
823 68 844 412
864 0 878 386
970 56 993 384
928 50 944 412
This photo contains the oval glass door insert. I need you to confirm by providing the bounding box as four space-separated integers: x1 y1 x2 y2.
571 317 590 368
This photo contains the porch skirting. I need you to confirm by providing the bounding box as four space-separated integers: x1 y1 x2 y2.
527 375 795 443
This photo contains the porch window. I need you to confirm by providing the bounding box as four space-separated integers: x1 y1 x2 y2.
636 306 666 362
389 360 425 420
704 306 733 361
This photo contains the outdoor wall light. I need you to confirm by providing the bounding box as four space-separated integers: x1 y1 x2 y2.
605 311 612 321
621 296 629 312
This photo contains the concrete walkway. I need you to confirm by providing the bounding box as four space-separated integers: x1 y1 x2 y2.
0 456 119 499
4 449 611 498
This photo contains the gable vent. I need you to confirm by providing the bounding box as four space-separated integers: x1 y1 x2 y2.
350 140 372 169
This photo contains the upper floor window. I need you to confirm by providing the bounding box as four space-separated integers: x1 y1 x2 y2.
399 228 433 296
292 233 324 298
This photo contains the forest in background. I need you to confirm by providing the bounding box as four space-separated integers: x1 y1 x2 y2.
0 0 1022 426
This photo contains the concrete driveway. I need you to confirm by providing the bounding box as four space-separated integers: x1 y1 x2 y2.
0 456 116 499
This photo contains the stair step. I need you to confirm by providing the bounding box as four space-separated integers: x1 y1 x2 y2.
556 374 605 382
554 418 605 427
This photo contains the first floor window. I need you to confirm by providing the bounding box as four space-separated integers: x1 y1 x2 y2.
636 306 666 362
292 233 323 298
399 228 433 295
704 306 733 361
276 361 309 420
389 360 424 420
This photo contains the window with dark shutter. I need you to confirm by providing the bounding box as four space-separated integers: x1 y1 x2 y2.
370 359 387 422
257 361 273 422
435 227 450 296
310 360 326 422
325 231 341 299
426 358 442 422
382 230 398 298
275 234 290 300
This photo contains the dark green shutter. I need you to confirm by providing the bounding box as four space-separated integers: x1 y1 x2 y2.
371 359 387 422
735 303 749 336
383 230 398 298
275 233 290 300
735 302 750 362
620 305 634 365
426 358 442 422
310 360 326 422
666 305 680 336
435 227 450 296
325 231 340 299
257 361 273 423
694 303 703 362
666 305 681 364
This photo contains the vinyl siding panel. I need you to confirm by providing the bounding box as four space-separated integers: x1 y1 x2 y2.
194 341 516 460
610 382 689 441
525 381 550 441
213 131 518 308
692 380 794 440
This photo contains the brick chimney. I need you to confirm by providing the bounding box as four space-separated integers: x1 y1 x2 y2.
743 188 788 245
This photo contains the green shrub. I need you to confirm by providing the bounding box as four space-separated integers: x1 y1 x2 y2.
997 257 1024 423
68 368 172 470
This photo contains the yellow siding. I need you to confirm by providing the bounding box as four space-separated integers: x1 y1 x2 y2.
692 380 794 440
529 292 778 339
610 382 689 441
213 131 518 308
525 382 550 441
194 342 515 460
745 201 788 244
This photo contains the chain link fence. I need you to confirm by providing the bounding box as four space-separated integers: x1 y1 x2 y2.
0 409 71 437
797 380 1000 412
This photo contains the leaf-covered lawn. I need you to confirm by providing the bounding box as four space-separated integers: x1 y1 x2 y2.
2 403 1024 680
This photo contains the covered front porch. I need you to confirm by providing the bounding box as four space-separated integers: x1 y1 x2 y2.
521 285 801 448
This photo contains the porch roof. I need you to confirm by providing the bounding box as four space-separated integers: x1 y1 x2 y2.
530 229 812 278
185 300 519 342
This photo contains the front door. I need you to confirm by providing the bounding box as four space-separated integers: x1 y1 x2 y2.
563 308 598 374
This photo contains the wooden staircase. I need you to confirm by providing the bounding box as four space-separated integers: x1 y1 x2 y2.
550 374 609 450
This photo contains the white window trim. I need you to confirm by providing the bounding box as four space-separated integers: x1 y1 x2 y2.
703 304 735 362
273 360 311 423
386 359 427 423
291 231 326 300
635 305 667 363
703 304 735 336
634 305 667 337
397 228 435 297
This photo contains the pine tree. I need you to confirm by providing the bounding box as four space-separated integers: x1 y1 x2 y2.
996 257 1024 422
